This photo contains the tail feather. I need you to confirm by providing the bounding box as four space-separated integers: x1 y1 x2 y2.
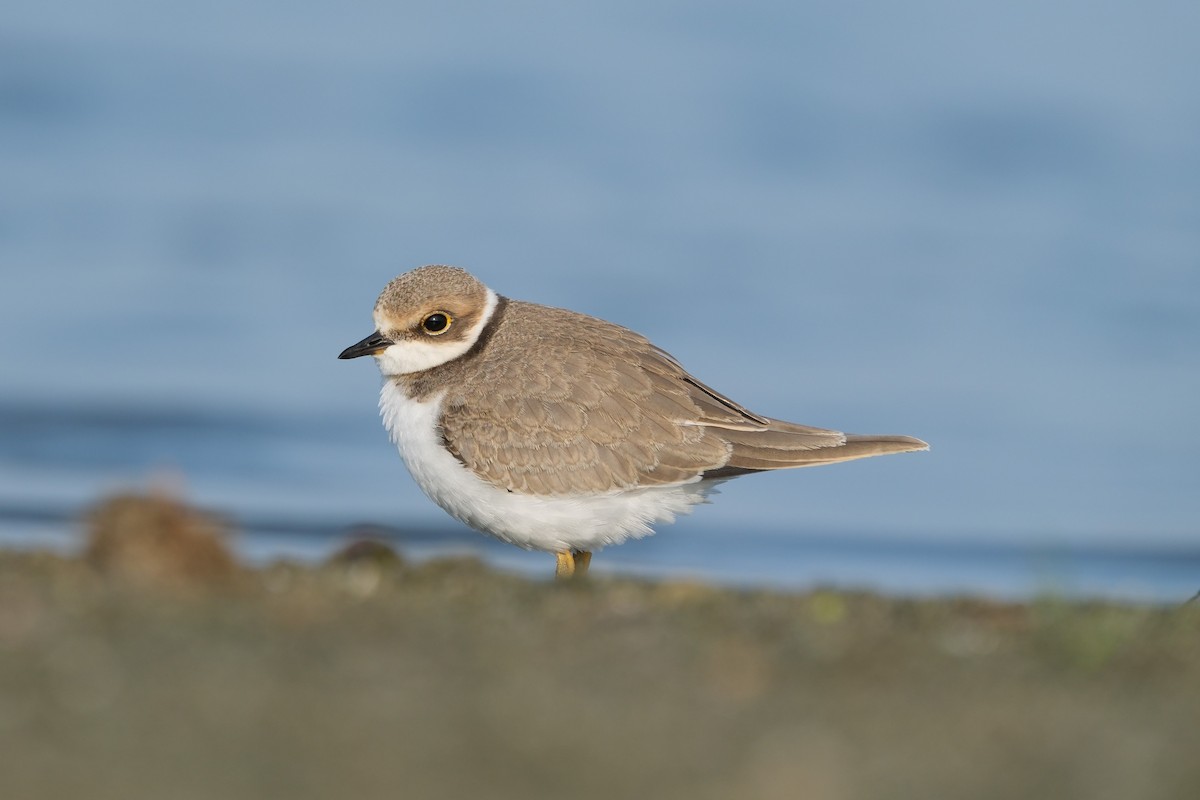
715 424 928 475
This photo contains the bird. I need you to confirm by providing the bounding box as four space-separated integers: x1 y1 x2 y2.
339 265 927 579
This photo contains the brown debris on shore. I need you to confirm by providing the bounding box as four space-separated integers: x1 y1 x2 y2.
84 492 238 588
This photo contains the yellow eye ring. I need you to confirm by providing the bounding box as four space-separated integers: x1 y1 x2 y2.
421 312 453 335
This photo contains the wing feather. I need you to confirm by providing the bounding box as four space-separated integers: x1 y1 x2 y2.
432 300 925 496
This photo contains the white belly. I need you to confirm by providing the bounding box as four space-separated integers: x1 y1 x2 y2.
378 380 714 553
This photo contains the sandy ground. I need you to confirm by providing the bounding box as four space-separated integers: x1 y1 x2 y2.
1 495 1198 800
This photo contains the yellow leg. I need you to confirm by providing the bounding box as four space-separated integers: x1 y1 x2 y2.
554 549 593 580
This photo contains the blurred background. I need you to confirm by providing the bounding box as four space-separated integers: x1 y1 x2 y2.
2 0 1197 599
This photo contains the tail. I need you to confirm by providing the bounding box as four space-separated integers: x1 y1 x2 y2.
708 419 928 476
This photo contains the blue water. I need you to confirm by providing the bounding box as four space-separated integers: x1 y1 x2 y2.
2 1 1198 600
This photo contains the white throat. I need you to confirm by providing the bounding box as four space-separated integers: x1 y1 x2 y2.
373 288 498 376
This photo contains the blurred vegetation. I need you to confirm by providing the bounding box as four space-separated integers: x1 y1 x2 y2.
0 494 1197 799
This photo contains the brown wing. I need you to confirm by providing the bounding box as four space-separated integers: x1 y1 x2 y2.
436 300 926 496
438 304 738 494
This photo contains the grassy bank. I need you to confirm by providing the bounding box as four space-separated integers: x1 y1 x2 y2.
1 496 1197 799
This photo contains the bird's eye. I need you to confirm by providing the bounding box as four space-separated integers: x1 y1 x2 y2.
422 312 452 335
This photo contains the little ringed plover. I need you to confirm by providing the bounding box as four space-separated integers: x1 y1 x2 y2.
339 265 927 579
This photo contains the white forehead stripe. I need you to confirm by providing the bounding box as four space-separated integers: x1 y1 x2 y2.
373 288 498 376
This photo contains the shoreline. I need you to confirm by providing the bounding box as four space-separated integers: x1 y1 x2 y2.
2 504 1196 604
2 497 1198 798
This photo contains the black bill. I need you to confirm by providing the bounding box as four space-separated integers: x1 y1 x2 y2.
338 331 392 359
